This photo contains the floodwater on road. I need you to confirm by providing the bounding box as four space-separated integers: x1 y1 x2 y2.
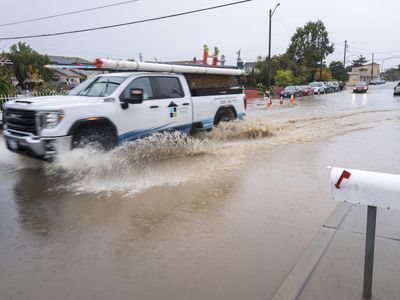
1 83 400 299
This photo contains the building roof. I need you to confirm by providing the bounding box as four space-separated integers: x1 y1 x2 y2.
53 69 84 77
363 62 380 66
0 57 13 65
244 62 256 69
48 55 91 65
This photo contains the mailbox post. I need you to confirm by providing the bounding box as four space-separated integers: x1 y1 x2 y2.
363 205 376 298
330 167 400 299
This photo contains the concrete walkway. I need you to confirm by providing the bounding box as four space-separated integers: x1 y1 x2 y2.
273 202 400 300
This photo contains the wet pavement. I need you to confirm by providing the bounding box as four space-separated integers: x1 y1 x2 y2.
1 83 400 299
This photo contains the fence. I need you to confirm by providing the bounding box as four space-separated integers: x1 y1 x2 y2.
0 91 67 109
0 91 67 124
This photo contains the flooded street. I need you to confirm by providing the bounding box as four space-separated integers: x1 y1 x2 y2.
1 83 400 299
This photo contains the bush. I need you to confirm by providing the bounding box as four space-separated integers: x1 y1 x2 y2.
314 69 332 81
0 75 15 95
274 70 294 87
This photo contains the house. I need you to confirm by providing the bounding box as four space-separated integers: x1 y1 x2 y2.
347 63 380 86
47 55 102 87
48 55 91 66
52 69 85 87
0 57 13 66
244 62 256 73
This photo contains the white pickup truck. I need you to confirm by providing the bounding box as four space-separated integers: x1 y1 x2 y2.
2 59 245 160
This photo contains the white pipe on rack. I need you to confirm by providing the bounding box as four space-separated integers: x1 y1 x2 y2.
95 58 245 76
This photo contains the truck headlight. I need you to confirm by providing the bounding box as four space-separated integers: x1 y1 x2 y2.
37 111 64 129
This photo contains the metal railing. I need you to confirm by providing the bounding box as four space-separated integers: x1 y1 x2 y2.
0 91 67 125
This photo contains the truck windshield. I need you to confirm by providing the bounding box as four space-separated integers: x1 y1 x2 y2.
69 76 128 97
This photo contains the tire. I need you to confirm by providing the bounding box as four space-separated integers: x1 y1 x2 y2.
72 125 116 151
214 107 236 125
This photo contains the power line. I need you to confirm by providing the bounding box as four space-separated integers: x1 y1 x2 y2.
0 0 252 40
0 0 140 27
348 44 399 56
274 15 295 33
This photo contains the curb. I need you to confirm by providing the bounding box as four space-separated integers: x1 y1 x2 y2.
272 202 351 300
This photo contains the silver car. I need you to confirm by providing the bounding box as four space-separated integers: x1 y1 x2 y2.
394 82 400 96
325 81 340 92
309 82 326 94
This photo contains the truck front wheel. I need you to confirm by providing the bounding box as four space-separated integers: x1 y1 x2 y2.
72 125 116 151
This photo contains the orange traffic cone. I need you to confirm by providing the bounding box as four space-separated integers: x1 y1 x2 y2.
279 96 283 106
290 94 294 106
266 97 271 109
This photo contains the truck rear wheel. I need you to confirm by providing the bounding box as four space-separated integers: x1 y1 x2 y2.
214 107 236 126
72 125 116 151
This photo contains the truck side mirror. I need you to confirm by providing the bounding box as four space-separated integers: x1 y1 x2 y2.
128 88 144 104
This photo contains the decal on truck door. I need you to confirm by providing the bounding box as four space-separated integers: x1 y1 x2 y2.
169 106 177 118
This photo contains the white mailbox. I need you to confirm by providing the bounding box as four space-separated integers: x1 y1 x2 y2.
329 166 400 298
330 167 400 209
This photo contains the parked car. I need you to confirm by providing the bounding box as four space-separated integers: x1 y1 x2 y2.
353 81 369 93
309 82 326 94
280 86 303 98
325 81 340 93
299 85 314 96
394 82 400 96
369 79 386 85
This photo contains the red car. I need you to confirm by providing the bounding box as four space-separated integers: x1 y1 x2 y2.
353 81 368 93
299 85 315 96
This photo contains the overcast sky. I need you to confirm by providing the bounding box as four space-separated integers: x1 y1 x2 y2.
1 0 399 70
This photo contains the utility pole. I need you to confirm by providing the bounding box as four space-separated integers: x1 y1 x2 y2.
139 52 143 62
267 8 272 89
320 36 324 81
343 40 348 68
267 3 280 92
371 53 374 80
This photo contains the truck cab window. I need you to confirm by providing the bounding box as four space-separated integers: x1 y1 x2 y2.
121 77 154 100
69 76 127 97
154 77 184 99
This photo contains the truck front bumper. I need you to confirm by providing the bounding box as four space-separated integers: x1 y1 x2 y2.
4 130 72 161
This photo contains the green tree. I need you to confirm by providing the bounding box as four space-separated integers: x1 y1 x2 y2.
274 70 294 87
385 68 400 81
7 42 53 88
0 55 15 95
314 68 332 81
251 54 301 88
329 61 349 82
351 55 367 67
286 20 334 82
0 75 15 95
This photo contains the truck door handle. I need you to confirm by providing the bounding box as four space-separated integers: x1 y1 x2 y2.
150 105 159 109
182 102 190 106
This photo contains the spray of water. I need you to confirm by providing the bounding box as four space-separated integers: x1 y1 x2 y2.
201 118 275 141
5 109 398 195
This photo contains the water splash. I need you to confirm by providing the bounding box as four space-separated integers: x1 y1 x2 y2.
200 117 275 141
23 109 400 195
45 132 215 195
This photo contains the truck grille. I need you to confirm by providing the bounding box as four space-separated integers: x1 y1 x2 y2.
4 108 37 135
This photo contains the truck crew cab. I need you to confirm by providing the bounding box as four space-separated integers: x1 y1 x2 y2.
3 59 245 160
